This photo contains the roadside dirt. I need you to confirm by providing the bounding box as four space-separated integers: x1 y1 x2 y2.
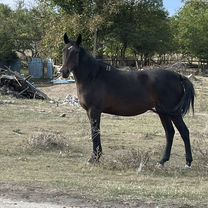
0 183 159 208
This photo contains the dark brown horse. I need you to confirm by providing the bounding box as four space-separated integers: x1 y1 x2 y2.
60 33 195 167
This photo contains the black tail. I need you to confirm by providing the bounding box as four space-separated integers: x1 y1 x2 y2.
180 75 195 116
152 75 195 117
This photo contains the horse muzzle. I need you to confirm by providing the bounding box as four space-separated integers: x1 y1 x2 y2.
60 66 70 78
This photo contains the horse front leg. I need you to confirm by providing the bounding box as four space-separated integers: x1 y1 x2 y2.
87 109 102 163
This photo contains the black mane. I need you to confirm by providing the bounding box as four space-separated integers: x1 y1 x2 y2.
78 47 117 78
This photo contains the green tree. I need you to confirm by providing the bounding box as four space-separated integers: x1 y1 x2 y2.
0 1 44 64
40 0 123 57
108 0 171 65
132 0 171 65
175 0 208 60
0 4 17 63
11 1 43 57
36 0 173 64
108 1 137 59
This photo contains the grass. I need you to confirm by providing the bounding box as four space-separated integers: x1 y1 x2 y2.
1 76 208 207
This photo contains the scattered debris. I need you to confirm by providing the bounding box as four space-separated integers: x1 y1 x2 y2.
50 79 75 84
0 67 49 100
62 95 80 107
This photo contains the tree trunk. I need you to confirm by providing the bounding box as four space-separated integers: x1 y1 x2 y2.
92 29 98 58
120 42 127 66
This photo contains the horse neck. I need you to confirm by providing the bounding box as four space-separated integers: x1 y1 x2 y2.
72 50 99 84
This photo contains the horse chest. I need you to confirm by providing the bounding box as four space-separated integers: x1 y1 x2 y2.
76 93 87 109
77 90 93 111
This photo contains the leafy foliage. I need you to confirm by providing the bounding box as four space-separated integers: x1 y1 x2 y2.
0 1 43 63
175 0 208 60
0 4 17 62
1 0 208 65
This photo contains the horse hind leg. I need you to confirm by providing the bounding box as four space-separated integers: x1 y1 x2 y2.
158 114 175 166
171 115 193 167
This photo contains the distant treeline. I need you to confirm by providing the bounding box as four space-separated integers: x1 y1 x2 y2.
1 0 208 67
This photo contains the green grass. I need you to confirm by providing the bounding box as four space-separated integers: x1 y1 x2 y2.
0 76 208 207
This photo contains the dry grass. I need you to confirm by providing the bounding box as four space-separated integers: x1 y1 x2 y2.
101 148 153 172
1 76 208 207
27 131 70 151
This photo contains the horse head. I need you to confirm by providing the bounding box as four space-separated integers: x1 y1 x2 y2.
60 33 82 78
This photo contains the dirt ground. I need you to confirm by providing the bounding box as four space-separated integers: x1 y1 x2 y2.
1 78 207 208
0 83 159 208
0 183 158 208
40 83 78 100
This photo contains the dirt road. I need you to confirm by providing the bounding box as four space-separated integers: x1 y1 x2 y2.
0 183 149 208
0 183 159 208
0 197 66 208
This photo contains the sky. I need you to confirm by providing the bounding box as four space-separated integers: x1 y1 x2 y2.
0 0 36 9
163 0 184 16
0 0 183 16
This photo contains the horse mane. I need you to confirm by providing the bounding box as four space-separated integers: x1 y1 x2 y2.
79 47 116 79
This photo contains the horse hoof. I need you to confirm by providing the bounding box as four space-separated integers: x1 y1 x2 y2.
185 164 192 169
156 163 164 169
87 156 99 165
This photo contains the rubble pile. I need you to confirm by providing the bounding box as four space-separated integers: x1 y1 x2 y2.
0 68 49 100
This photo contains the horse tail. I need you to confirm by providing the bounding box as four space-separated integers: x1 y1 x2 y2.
152 74 195 117
180 75 195 117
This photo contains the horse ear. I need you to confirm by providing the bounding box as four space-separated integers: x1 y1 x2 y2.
76 34 82 46
64 33 70 44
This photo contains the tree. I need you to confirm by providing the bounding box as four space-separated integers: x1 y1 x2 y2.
40 0 123 57
175 0 208 60
0 4 17 63
132 0 171 65
108 0 171 65
0 0 45 64
108 1 137 59
11 1 43 58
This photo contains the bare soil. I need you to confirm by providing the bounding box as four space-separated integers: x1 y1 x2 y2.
1 78 208 208
40 83 78 99
0 83 158 208
0 183 159 208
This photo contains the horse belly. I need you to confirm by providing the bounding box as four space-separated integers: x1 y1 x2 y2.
103 98 153 116
104 109 148 116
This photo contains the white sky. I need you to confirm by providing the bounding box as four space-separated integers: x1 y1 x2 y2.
0 0 183 16
0 0 36 9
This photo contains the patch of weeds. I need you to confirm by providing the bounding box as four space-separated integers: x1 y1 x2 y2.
27 131 70 152
100 145 194 177
193 136 208 174
24 130 85 160
101 148 154 172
